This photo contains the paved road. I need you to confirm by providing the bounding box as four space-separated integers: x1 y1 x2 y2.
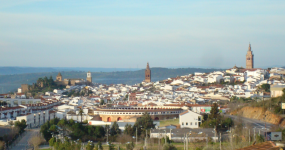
224 114 278 134
11 128 40 150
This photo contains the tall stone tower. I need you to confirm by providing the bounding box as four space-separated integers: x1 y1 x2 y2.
145 63 151 83
86 71 92 84
56 72 62 81
246 43 254 69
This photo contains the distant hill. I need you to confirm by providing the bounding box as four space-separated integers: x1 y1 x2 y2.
0 67 140 75
0 67 57 75
0 67 223 93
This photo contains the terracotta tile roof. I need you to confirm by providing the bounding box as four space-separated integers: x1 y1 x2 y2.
179 110 189 116
237 141 280 150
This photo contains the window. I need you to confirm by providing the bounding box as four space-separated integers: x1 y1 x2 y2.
182 122 184 125
195 122 197 125
190 122 192 125
186 122 188 125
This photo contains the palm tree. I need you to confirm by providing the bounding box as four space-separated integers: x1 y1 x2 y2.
78 108 84 123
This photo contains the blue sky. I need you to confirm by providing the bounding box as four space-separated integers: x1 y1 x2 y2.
0 0 284 68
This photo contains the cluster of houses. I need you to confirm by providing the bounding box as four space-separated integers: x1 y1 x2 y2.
0 67 285 132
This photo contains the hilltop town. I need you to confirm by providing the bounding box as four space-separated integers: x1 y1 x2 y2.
1 44 285 149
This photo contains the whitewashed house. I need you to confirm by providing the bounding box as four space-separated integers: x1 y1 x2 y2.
179 110 202 128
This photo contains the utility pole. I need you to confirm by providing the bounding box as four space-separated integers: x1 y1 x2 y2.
206 134 208 148
254 128 256 141
230 129 233 150
186 133 188 150
169 129 172 141
249 129 250 144
165 130 167 144
158 129 160 150
144 129 147 149
264 115 267 141
107 128 109 144
220 132 222 150
214 128 217 142
184 133 185 150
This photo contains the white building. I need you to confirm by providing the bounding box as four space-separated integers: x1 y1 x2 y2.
179 110 202 128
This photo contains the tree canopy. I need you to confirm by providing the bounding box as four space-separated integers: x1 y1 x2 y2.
41 118 105 142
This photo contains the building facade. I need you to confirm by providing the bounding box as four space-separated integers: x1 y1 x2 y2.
246 43 254 69
92 106 183 122
179 110 202 128
145 63 151 83
271 85 285 97
55 72 90 86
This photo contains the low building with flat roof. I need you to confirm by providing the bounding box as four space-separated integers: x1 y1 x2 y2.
271 85 285 97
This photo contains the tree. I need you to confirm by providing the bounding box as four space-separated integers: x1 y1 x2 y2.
108 142 115 150
133 112 155 137
49 125 57 133
49 76 55 86
29 135 43 150
94 126 105 138
124 124 133 135
86 142 94 150
209 103 220 120
100 99 105 105
261 84 270 92
14 119 27 133
282 88 285 100
163 144 177 150
95 141 103 150
57 119 67 128
8 121 14 128
110 121 121 136
78 108 84 123
208 103 222 131
126 141 135 150
0 141 5 150
49 137 56 147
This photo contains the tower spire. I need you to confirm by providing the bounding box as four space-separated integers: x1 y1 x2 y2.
146 62 150 69
248 42 251 51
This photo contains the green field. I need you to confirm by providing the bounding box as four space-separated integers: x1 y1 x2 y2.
159 118 179 127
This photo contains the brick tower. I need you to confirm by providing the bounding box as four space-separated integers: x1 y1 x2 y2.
86 71 92 85
145 63 151 83
246 43 254 69
56 72 62 81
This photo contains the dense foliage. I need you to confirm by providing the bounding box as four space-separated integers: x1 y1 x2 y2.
49 137 82 150
201 103 233 130
14 119 27 133
41 118 105 142
261 84 270 92
123 112 155 137
28 76 65 96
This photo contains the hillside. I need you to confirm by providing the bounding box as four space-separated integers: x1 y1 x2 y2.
230 106 282 125
0 67 223 93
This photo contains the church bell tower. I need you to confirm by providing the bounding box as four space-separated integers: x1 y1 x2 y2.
145 63 151 83
86 71 92 85
246 43 254 69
